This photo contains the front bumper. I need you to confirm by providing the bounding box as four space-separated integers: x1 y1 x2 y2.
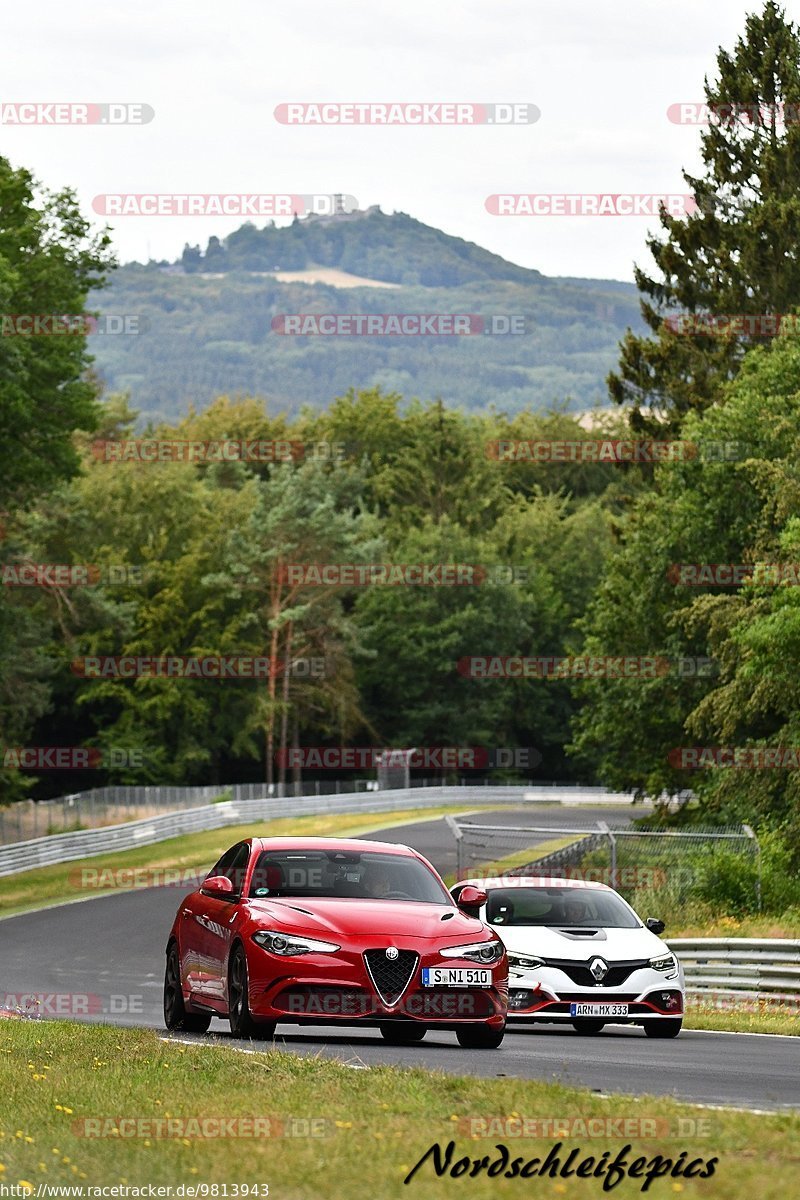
507 965 684 1023
247 948 508 1029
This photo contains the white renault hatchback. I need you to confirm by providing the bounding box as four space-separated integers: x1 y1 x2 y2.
452 876 685 1037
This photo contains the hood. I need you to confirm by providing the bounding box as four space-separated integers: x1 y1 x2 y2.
245 897 489 943
493 924 670 962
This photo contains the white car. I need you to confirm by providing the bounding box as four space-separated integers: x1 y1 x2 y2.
452 875 685 1038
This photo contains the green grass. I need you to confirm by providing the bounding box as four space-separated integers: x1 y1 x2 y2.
467 836 588 878
0 806 495 920
0 1021 797 1198
668 911 800 939
684 1002 799 1036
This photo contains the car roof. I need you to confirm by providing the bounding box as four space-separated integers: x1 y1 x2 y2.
460 875 613 893
250 836 416 856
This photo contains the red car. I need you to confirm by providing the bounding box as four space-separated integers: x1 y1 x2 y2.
164 836 508 1048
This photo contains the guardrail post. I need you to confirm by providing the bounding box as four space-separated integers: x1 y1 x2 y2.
445 814 464 880
743 824 761 912
597 821 616 890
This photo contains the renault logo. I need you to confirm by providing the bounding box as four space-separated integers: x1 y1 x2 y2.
590 957 608 982
386 947 399 961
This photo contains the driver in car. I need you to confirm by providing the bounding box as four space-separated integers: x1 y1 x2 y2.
562 896 591 924
362 865 393 898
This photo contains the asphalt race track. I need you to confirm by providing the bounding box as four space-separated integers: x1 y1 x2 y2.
1 807 798 1111
361 803 637 879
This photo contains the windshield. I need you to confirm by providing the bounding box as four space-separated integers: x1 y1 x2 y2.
248 849 452 904
483 886 640 929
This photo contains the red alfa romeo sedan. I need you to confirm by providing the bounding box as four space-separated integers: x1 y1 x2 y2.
164 836 508 1047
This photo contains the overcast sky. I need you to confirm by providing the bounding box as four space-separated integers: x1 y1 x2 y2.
2 0 791 281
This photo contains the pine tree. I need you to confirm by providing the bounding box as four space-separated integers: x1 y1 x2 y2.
610 2 800 434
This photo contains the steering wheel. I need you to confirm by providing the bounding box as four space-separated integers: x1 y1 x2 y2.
382 890 414 900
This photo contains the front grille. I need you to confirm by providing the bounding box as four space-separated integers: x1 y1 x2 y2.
546 959 650 988
364 949 418 1005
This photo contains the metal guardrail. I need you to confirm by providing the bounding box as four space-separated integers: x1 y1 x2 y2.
0 786 637 878
668 937 800 1007
0 780 641 845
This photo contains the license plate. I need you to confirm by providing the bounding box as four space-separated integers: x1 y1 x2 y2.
421 968 492 987
569 1002 629 1017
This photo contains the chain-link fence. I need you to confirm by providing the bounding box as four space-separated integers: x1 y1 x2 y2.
0 780 373 844
446 817 761 910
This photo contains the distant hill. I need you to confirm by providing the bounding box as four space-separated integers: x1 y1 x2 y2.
179 206 545 288
91 207 644 423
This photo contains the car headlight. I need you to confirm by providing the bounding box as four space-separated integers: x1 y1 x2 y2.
440 940 504 964
507 953 545 970
650 954 679 977
252 930 340 956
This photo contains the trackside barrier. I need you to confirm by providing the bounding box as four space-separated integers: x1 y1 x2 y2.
446 818 761 908
0 786 637 878
667 938 800 1008
0 782 645 846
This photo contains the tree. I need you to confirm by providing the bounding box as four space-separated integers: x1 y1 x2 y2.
353 518 531 771
0 158 113 802
573 325 800 851
206 460 381 786
609 2 800 434
0 156 114 509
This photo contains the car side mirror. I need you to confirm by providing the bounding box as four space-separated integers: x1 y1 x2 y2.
456 885 487 915
646 917 665 935
202 875 234 897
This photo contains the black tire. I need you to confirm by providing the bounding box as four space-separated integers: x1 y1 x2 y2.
571 1020 605 1035
644 1019 683 1039
455 1023 505 1049
228 944 276 1039
379 1023 427 1044
163 943 212 1034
